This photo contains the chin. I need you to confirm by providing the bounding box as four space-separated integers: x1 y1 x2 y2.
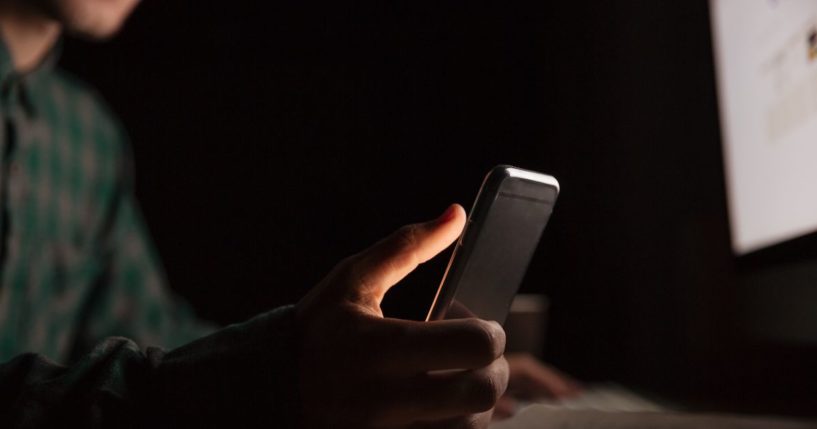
52 0 139 40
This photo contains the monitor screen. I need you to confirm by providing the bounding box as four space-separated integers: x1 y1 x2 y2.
710 0 817 254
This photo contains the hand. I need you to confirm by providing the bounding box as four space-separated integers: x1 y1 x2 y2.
296 205 509 429
493 353 582 419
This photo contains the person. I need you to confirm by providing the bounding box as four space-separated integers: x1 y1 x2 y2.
0 0 579 427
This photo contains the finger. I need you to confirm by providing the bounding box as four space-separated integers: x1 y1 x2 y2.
346 204 466 306
399 356 508 422
492 396 518 420
375 317 506 373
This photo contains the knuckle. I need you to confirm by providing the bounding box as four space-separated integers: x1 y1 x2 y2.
333 255 359 282
459 413 487 429
334 256 374 301
467 372 502 412
495 356 510 393
465 320 504 363
438 414 484 429
394 224 419 251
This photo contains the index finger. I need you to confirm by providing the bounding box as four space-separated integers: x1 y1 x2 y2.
374 317 506 374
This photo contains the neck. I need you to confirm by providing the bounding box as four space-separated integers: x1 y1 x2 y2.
0 3 60 73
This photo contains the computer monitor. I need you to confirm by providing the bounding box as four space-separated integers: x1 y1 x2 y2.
710 0 817 255
710 0 817 343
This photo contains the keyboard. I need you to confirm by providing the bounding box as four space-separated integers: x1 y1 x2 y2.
532 383 669 412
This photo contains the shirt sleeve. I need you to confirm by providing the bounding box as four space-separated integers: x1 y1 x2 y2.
0 305 300 428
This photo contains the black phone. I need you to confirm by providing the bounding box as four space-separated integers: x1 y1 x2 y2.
426 165 559 324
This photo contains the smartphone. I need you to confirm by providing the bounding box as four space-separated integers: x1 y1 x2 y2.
426 165 559 324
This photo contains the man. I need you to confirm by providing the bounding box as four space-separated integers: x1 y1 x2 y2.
0 0 577 427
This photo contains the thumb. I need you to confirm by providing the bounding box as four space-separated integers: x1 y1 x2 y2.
347 204 466 308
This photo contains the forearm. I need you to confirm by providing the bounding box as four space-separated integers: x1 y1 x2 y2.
1 306 298 428
149 305 299 427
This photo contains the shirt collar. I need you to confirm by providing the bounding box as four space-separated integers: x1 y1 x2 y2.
0 37 15 84
0 36 61 116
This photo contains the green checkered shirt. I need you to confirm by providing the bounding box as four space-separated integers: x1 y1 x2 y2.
0 40 299 426
0 41 215 364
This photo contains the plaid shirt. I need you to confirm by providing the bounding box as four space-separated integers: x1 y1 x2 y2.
0 40 299 426
0 41 215 364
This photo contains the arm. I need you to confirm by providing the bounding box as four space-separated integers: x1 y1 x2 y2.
2 203 509 428
0 306 296 428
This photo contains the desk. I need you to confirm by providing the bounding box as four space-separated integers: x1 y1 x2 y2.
490 408 817 429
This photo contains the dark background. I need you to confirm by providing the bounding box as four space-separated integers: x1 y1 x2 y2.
59 0 816 416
